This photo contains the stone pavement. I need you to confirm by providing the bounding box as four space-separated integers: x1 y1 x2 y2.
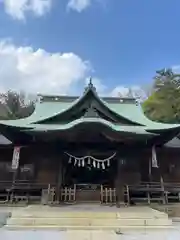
0 229 180 240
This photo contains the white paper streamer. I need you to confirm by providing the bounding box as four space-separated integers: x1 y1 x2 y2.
93 160 96 168
102 162 105 169
65 152 116 169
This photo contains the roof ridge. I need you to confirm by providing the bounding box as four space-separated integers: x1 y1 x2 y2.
38 94 137 104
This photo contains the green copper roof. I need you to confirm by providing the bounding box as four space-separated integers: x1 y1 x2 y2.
1 95 180 130
0 80 180 142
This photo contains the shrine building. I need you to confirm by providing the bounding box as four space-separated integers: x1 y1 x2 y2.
0 80 180 205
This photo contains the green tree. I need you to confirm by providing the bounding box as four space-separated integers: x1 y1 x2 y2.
0 90 35 120
142 68 180 123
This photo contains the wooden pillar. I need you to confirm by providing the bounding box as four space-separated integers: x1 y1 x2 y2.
140 154 150 182
56 158 63 202
115 159 125 207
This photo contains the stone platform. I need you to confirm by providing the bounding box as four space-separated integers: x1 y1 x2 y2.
4 204 172 232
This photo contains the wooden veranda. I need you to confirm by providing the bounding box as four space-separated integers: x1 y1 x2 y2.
0 180 180 206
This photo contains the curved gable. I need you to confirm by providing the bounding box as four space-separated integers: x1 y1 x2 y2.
34 84 144 126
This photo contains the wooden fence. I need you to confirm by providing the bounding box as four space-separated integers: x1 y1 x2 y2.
60 185 76 203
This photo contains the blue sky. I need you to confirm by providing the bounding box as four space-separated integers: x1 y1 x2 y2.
0 0 180 96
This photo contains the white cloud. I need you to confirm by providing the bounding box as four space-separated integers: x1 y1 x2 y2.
111 86 130 98
110 85 147 101
85 76 147 101
172 65 180 73
0 40 91 94
0 40 148 100
67 0 92 12
1 0 52 20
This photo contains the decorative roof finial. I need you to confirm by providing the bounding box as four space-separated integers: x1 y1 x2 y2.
84 77 96 94
89 77 92 86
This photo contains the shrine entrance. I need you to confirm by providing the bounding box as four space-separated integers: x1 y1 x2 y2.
63 152 117 203
66 165 113 185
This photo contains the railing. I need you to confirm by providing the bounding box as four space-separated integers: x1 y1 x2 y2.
60 185 76 203
0 180 180 205
127 182 180 204
163 183 180 203
0 180 57 204
100 185 116 204
124 185 130 205
128 182 165 204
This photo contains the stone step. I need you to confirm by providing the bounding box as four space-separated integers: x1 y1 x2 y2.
11 212 117 219
6 217 172 226
3 224 177 232
11 211 168 219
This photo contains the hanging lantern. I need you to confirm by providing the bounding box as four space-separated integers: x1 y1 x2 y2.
82 159 85 167
107 160 110 167
88 157 91 165
74 159 77 166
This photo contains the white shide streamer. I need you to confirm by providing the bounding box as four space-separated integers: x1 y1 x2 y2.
65 152 116 169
